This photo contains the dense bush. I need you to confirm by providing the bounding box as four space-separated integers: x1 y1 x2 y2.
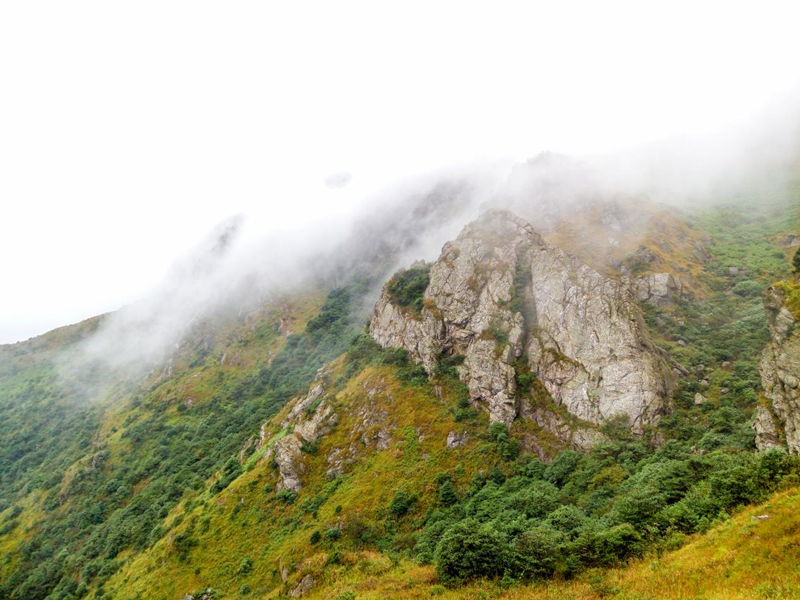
386 265 431 314
417 445 800 585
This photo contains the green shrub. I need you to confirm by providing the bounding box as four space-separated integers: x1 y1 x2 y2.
277 489 298 505
438 481 458 506
388 490 418 517
511 524 562 580
434 520 510 584
387 265 431 314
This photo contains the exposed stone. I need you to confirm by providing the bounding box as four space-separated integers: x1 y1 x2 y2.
272 435 304 492
268 379 338 491
520 400 607 451
237 436 256 463
290 574 315 597
446 431 469 448
282 384 325 428
756 287 800 454
369 209 674 435
634 272 685 307
525 244 675 431
183 589 215 600
694 393 707 406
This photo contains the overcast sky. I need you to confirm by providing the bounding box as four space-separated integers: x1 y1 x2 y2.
2 1 800 344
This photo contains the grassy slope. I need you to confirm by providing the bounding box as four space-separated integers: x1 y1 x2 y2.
102 362 511 598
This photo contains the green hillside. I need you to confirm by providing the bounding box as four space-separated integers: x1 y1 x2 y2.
2 183 800 600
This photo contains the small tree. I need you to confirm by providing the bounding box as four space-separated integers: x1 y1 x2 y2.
438 480 458 506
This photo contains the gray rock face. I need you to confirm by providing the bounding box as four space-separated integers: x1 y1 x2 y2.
290 574 315 597
525 246 674 431
269 379 338 491
271 434 304 492
370 209 674 435
756 287 800 454
519 399 606 451
446 431 469 448
634 272 685 307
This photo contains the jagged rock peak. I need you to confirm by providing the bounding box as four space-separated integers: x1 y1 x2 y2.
370 208 674 438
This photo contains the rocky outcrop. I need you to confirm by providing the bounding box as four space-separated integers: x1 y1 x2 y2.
519 400 606 451
525 246 674 430
756 286 800 454
272 435 304 492
290 574 315 597
634 272 686 307
446 431 469 448
370 209 674 436
268 377 338 492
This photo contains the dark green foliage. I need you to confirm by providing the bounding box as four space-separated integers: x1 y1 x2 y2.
434 353 465 379
434 519 509 584
508 260 533 316
417 440 800 583
388 490 418 518
543 450 582 486
211 457 242 494
438 480 458 506
277 489 298 505
237 557 253 575
488 423 520 462
487 467 506 485
3 190 800 596
173 527 197 562
386 264 431 314
512 524 562 579
793 247 800 273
